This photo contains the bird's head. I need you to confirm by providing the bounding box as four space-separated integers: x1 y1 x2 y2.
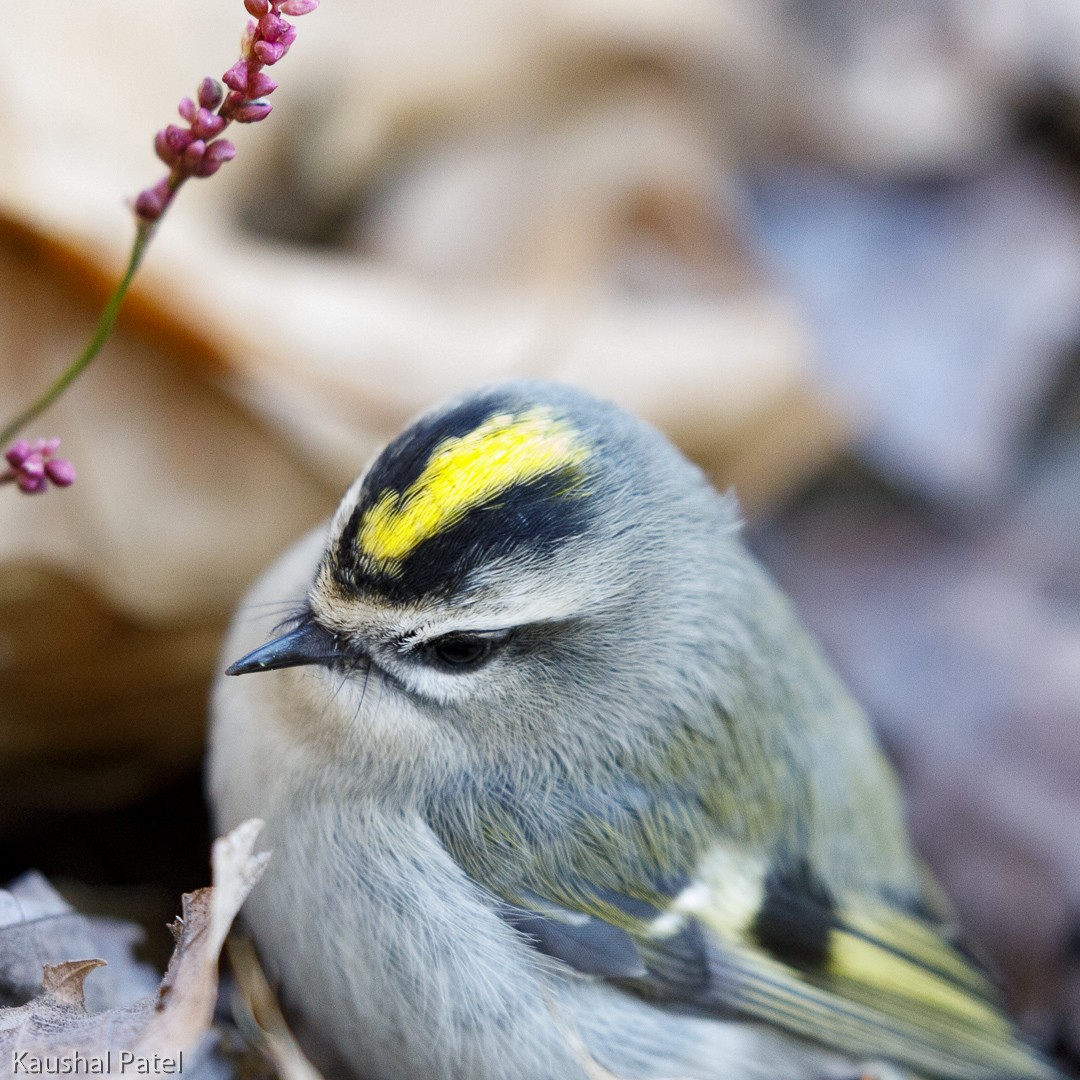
226 381 736 768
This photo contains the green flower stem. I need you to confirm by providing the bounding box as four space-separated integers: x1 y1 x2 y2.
0 221 155 447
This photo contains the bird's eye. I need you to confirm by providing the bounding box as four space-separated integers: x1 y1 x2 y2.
425 631 510 671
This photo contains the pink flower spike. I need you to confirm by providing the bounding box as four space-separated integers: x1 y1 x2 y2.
253 39 285 64
233 98 272 123
124 0 318 243
222 61 249 93
198 77 225 110
5 440 31 468
249 71 278 96
44 458 76 487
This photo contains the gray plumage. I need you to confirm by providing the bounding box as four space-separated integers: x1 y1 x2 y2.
209 380 1057 1080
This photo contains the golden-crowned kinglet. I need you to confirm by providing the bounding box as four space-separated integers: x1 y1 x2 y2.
210 381 1058 1080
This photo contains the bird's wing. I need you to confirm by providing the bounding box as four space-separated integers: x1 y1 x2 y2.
497 846 1057 1080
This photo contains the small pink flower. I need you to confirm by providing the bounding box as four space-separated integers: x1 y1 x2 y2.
134 177 171 220
194 139 237 177
181 139 207 167
253 39 285 65
45 458 76 487
2 438 76 494
134 187 165 219
198 77 225 110
164 125 194 153
258 12 288 42
222 61 249 93
249 71 278 96
153 129 175 165
233 98 273 123
192 108 226 138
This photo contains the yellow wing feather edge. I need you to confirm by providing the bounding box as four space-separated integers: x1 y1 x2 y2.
655 848 1057 1079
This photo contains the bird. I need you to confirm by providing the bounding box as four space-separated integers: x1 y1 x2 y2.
209 379 1060 1080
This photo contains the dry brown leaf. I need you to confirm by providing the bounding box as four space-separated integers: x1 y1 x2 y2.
0 820 268 1078
0 872 158 1012
41 960 108 1007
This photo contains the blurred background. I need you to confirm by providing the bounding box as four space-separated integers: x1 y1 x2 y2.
0 0 1078 1067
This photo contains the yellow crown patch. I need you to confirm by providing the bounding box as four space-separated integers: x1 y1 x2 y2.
356 408 589 574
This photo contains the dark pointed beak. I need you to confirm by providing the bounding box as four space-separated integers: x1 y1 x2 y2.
225 621 348 676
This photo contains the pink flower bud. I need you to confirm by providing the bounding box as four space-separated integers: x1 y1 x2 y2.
165 124 194 153
205 138 238 163
277 24 297 48
233 98 273 123
154 129 177 165
44 458 76 487
5 441 31 468
198 77 225 110
134 186 166 221
280 0 319 14
192 108 227 138
222 61 249 93
258 12 288 41
195 158 223 178
181 139 207 167
249 71 278 96
3 438 75 493
253 39 285 64
244 0 270 14
194 139 238 175
178 97 197 123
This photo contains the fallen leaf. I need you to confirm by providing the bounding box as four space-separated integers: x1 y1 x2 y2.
0 820 268 1077
0 871 157 1012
